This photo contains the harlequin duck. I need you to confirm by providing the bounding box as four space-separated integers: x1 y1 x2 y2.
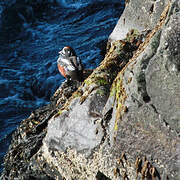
57 46 84 81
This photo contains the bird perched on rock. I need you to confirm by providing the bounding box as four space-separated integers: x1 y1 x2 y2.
57 46 84 81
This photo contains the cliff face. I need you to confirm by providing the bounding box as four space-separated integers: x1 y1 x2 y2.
1 0 180 180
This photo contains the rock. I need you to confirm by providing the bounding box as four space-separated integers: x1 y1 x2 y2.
108 0 180 179
146 17 180 132
109 0 169 41
45 88 106 156
1 0 180 179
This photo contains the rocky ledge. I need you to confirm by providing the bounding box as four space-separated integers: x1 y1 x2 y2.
1 0 180 179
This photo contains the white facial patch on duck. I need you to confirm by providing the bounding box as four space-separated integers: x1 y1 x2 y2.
62 47 71 57
62 48 66 55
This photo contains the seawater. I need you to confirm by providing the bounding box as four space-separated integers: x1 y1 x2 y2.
0 0 124 173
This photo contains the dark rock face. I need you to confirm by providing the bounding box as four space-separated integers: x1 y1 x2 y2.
1 104 57 179
108 1 180 179
146 23 180 132
1 0 180 179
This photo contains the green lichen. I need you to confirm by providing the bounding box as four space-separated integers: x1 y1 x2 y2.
126 29 140 42
110 73 127 133
150 30 161 52
96 89 104 96
84 74 109 87
73 90 83 98
110 75 122 99
96 77 109 86
114 41 125 54
57 110 63 116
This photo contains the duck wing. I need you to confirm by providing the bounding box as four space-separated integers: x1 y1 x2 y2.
69 56 83 71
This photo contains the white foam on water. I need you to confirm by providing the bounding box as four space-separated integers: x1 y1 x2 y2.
56 0 89 9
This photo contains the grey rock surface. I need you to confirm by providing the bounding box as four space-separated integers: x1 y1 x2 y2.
109 0 169 41
110 1 180 179
45 89 107 156
146 21 180 132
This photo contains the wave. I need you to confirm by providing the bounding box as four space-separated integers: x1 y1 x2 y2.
56 0 89 9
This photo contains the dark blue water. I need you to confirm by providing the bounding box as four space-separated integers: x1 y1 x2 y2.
0 0 124 173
